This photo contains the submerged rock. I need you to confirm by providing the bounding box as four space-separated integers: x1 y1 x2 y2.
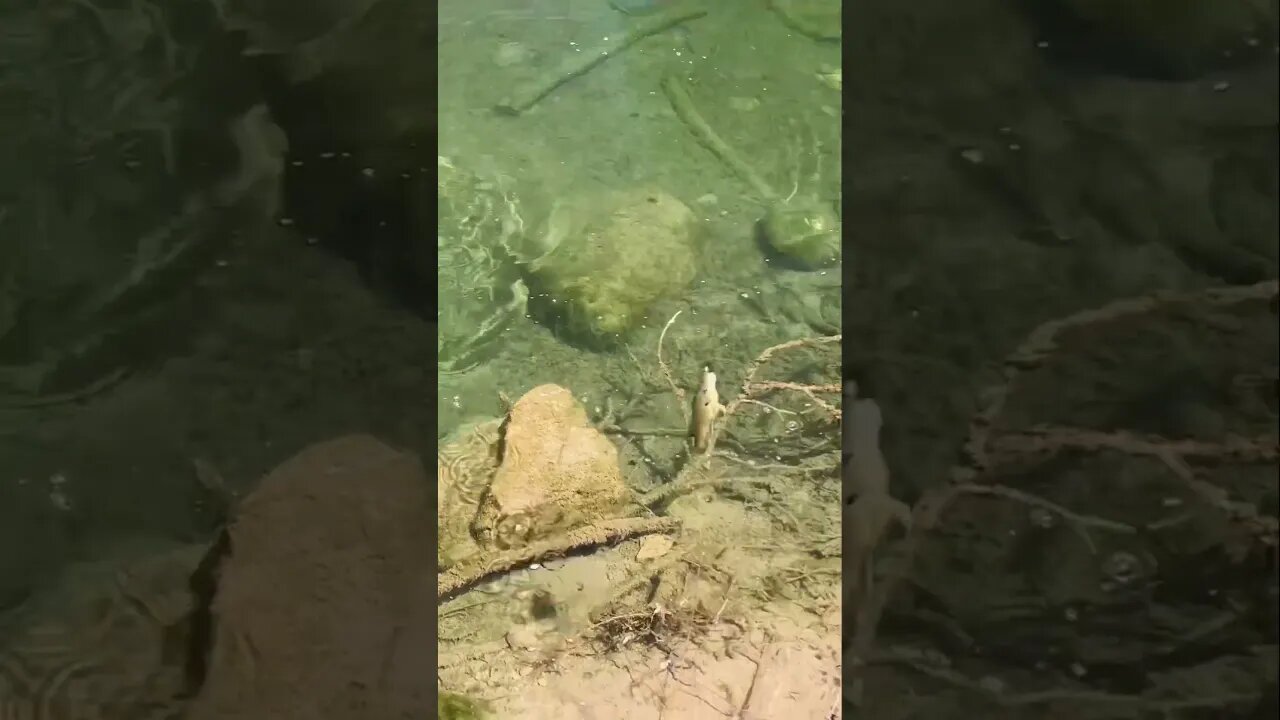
527 188 700 347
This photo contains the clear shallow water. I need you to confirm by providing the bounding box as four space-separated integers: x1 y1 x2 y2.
436 0 842 434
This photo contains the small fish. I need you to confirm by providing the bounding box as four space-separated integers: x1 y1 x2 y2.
690 366 723 453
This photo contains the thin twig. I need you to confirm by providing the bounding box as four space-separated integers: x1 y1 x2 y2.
721 335 841 419
657 309 689 425
496 6 707 114
746 380 841 418
955 279 1278 480
954 483 1137 553
662 73 777 200
851 279 1280 697
663 333 841 491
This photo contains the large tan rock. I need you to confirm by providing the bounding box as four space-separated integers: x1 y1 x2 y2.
472 385 635 549
187 434 435 720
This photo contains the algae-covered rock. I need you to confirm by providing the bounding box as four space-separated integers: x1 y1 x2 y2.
756 197 841 270
528 188 699 347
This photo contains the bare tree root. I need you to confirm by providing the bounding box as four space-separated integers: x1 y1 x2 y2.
721 334 843 422
639 475 776 508
661 73 777 200
989 425 1277 466
660 330 839 491
701 333 839 456
438 516 680 599
849 280 1280 705
955 279 1278 480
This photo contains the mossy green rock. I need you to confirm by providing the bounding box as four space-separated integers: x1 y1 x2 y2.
530 188 699 346
758 198 841 270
